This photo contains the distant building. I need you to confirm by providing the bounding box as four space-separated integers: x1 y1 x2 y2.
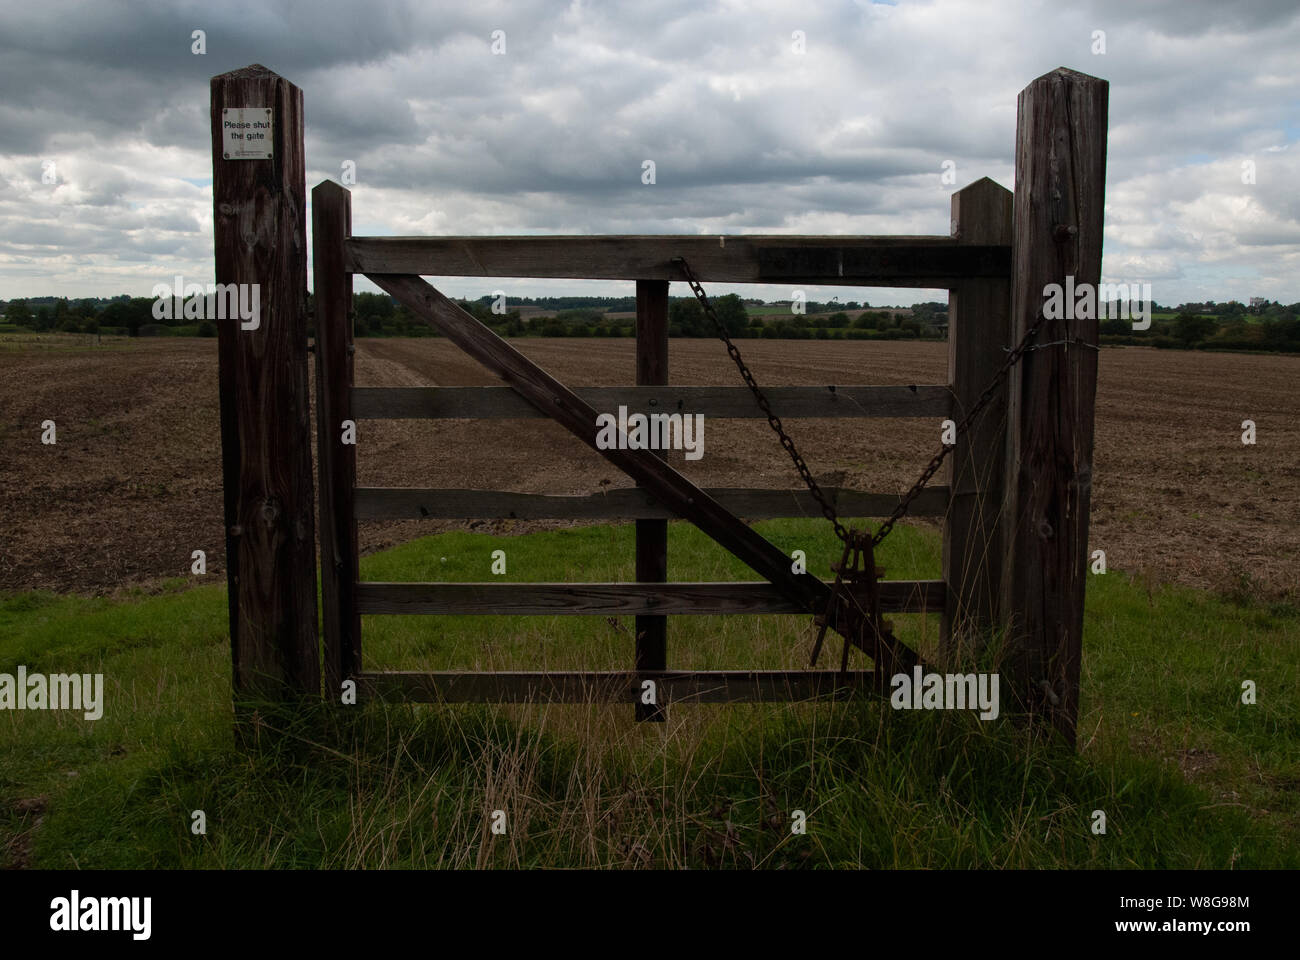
1249 297 1268 308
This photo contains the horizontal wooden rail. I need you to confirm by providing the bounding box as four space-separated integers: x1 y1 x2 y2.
354 670 878 703
355 580 944 616
355 486 950 521
348 235 1010 286
352 385 951 420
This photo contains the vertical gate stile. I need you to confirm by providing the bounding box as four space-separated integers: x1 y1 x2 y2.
312 180 361 695
635 279 670 721
942 179 1014 665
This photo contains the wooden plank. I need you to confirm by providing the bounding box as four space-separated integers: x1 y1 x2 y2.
312 179 361 694
635 279 669 722
354 580 944 616
354 670 878 703
210 64 319 699
352 385 951 420
1001 67 1108 747
363 272 921 672
346 235 1008 286
353 485 950 521
942 179 1013 660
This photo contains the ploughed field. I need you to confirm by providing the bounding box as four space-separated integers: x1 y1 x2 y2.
1 336 1296 601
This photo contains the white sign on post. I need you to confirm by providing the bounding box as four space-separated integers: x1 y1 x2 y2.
222 107 274 160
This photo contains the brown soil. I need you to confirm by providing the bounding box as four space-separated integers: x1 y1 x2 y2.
1 337 1296 600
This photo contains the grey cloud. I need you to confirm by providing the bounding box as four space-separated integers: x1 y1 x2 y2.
0 0 1296 302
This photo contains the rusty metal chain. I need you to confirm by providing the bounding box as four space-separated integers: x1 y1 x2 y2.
674 255 1050 547
870 305 1050 545
673 257 850 543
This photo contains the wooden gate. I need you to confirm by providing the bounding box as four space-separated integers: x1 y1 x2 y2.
211 64 1107 744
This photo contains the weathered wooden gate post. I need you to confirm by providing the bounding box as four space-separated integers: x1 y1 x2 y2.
210 65 320 700
1001 67 1108 745
635 279 669 722
313 180 361 696
943 178 1013 662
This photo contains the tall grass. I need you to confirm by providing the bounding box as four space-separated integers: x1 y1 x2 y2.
1 521 1295 868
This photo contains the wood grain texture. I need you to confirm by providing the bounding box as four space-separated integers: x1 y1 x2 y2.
355 670 880 703
363 272 922 673
210 64 319 699
346 235 1009 286
351 384 952 420
635 279 669 721
1001 67 1108 746
942 179 1014 660
352 486 950 520
354 580 944 615
312 180 360 693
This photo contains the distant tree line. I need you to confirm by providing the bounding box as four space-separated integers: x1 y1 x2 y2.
343 292 942 341
0 296 218 337
3 293 1298 353
1099 302 1300 353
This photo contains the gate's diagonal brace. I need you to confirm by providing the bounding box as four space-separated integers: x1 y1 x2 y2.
366 272 920 675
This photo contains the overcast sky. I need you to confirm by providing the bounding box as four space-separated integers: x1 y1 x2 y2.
1 0 1297 306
